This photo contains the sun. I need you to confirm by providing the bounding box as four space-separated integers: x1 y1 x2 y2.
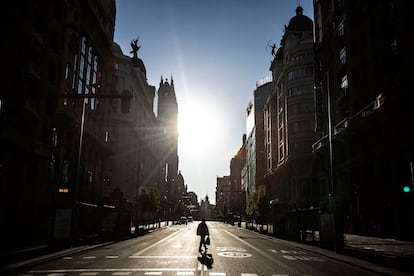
178 102 220 155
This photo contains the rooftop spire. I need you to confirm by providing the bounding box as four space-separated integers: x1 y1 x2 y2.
296 5 303 15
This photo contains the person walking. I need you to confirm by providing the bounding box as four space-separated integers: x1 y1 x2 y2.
197 218 210 253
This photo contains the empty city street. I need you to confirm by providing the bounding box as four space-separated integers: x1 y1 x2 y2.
14 221 404 276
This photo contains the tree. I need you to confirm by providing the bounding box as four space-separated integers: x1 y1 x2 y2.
246 185 269 224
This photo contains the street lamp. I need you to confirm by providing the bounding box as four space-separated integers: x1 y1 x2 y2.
326 71 343 252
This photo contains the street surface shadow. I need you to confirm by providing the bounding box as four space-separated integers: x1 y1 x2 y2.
198 251 214 269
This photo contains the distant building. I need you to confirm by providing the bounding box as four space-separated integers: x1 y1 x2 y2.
157 77 179 217
229 135 247 217
200 195 214 220
245 81 273 198
216 175 231 218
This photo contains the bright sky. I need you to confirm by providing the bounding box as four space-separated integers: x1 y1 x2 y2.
114 0 314 204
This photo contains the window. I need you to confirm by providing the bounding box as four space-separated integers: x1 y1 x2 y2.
65 63 70 79
288 85 314 96
390 38 397 55
287 67 313 80
339 47 346 64
341 74 348 89
51 128 58 147
338 19 345 36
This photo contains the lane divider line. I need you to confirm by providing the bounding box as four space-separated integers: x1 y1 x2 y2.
132 229 182 256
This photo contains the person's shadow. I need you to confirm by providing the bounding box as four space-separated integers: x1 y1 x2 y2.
198 250 214 269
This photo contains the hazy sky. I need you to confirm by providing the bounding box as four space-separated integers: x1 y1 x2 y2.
114 0 314 204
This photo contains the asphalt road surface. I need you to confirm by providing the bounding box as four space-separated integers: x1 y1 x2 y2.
15 221 404 275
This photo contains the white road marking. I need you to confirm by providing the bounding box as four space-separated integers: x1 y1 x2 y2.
112 273 131 275
144 273 163 275
62 257 73 260
132 230 182 256
177 272 194 275
28 268 195 273
241 274 257 276
128 255 196 259
83 256 96 259
282 255 297 260
217 252 252 258
216 247 246 252
173 242 183 248
106 255 119 259
209 273 226 275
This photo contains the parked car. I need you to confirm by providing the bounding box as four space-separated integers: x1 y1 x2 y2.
179 216 188 224
187 216 193 222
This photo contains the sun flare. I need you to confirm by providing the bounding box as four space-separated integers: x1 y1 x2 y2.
178 103 220 155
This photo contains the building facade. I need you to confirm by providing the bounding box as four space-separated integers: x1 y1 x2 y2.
107 41 162 227
2 0 116 247
157 77 179 218
264 5 317 239
312 0 413 240
245 81 274 198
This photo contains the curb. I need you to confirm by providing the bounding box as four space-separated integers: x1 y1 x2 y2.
236 224 413 275
0 241 117 275
0 224 170 275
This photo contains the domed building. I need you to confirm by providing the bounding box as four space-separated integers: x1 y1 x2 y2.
287 6 313 32
264 6 317 239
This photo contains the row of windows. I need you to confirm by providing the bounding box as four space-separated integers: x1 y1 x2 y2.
289 52 313 64
289 141 313 154
64 36 100 111
287 67 313 81
289 102 315 114
289 120 315 133
288 85 314 97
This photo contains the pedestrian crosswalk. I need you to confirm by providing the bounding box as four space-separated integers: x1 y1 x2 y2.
21 271 298 275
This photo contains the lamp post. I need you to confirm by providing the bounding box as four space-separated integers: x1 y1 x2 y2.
326 71 343 252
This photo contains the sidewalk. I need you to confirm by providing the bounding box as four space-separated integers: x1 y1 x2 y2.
238 222 414 274
343 234 414 273
0 222 170 274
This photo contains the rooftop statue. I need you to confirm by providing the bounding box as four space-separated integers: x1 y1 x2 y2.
130 37 140 58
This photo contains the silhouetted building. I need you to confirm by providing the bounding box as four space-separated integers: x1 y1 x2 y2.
312 0 413 240
157 77 179 217
229 137 247 217
263 5 317 239
216 175 231 218
108 42 161 226
2 0 116 248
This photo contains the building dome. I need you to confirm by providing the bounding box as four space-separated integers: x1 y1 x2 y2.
287 6 313 32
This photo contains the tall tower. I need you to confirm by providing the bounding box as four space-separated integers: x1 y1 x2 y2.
157 77 179 212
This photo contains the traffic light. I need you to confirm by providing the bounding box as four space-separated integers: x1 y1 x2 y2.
403 185 411 193
121 90 132 113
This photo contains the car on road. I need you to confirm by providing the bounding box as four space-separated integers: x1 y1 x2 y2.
179 216 187 224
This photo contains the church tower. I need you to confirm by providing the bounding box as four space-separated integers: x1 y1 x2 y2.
157 76 179 211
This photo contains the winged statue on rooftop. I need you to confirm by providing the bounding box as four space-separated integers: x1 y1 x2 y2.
130 37 140 58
